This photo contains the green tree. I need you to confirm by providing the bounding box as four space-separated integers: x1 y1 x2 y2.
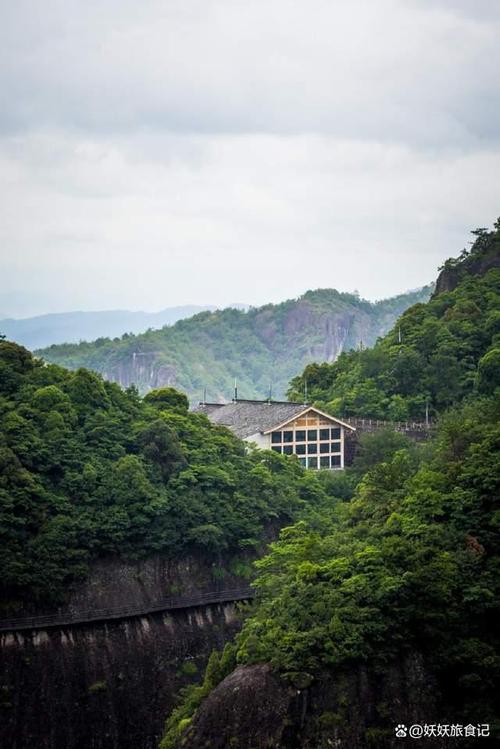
477 348 500 394
144 387 189 413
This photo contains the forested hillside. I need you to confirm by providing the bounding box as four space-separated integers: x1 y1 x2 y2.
162 223 500 748
0 343 324 612
289 224 500 421
36 287 431 402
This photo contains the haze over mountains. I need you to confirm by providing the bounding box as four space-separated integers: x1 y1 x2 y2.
37 286 432 402
0 305 248 350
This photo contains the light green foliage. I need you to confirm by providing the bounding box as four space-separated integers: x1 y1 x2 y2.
0 345 325 608
180 661 198 677
288 223 500 419
36 288 432 402
477 348 500 394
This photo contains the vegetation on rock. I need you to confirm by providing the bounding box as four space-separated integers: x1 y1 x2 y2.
36 287 432 402
160 644 238 749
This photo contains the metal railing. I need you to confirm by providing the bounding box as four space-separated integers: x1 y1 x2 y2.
0 586 254 634
345 417 434 432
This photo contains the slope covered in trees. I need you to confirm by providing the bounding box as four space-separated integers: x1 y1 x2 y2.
162 223 500 747
0 342 324 611
35 287 431 402
289 223 500 421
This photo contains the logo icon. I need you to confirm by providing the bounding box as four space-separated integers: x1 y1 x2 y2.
395 724 408 738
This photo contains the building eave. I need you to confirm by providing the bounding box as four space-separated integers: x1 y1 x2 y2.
262 405 356 434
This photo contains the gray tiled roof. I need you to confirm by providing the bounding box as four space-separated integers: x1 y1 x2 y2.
193 400 308 439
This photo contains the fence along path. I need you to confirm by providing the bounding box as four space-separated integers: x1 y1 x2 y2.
0 586 254 634
345 417 434 433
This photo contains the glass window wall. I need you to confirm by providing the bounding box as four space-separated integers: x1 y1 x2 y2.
268 420 344 470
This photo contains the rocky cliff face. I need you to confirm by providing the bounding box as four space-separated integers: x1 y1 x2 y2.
0 553 251 749
1 601 242 749
103 352 178 391
178 657 458 749
433 241 500 297
101 303 367 397
54 552 249 618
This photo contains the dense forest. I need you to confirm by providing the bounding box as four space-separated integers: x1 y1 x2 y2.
289 225 500 421
161 223 500 747
0 343 327 611
36 287 431 402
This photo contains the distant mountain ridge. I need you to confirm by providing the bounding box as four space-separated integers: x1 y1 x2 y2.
37 286 432 402
0 305 248 349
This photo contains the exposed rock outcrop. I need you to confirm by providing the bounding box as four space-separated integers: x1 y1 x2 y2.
103 352 178 390
433 241 500 297
178 655 460 749
180 664 292 749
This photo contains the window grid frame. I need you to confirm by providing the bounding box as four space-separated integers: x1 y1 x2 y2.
269 421 344 470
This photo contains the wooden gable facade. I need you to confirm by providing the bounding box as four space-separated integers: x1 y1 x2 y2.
264 406 354 470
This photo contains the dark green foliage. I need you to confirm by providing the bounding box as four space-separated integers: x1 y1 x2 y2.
0 342 325 609
235 396 500 720
288 223 500 420
350 429 413 476
144 387 189 413
477 348 500 395
36 287 432 402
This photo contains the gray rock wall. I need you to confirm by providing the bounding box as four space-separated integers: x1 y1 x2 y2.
0 552 253 749
0 601 243 749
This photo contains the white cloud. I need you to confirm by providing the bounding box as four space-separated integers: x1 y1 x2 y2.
0 1 499 315
1 130 498 313
2 1 499 145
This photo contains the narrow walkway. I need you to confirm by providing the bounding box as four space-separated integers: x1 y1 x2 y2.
0 586 254 634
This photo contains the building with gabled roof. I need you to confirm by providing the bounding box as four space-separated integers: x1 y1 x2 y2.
194 399 356 470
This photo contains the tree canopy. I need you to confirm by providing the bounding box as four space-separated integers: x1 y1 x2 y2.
0 346 325 610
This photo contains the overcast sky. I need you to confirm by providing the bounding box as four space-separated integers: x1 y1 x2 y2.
1 0 499 317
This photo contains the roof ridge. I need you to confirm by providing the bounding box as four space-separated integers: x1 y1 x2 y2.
200 398 308 406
